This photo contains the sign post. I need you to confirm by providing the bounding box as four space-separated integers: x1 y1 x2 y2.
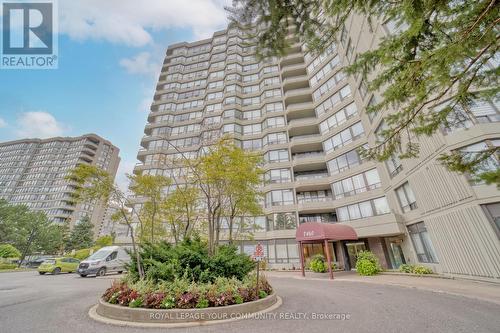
253 243 264 299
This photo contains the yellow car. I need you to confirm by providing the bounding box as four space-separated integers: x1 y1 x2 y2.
38 257 80 275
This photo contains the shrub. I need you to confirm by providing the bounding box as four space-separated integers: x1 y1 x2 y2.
309 254 327 273
356 259 379 276
398 264 433 275
196 298 209 308
161 297 176 309
355 250 381 276
70 246 102 260
143 292 165 309
177 292 200 309
234 294 244 304
0 262 17 270
129 298 143 308
101 274 273 309
0 244 21 259
399 264 413 273
95 235 113 247
412 265 433 275
127 238 254 284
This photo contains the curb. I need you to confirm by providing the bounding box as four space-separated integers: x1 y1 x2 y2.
379 272 453 279
88 296 283 328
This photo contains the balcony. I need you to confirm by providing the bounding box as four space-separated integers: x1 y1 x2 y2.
288 117 319 137
289 134 322 152
297 197 335 213
290 133 321 142
292 151 324 160
280 53 304 68
282 74 310 92
281 63 307 79
294 172 331 191
284 87 312 105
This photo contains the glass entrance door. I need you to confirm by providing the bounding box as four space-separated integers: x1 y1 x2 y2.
345 242 366 269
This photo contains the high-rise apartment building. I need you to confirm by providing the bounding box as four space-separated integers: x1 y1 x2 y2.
0 134 120 233
135 14 500 280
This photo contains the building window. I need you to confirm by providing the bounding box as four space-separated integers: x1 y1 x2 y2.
482 202 500 237
265 189 294 207
264 149 289 163
336 196 390 222
407 222 438 263
396 182 417 212
386 154 403 178
457 139 500 185
331 168 381 199
266 213 297 231
264 169 291 184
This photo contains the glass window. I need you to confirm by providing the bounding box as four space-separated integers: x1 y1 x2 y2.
482 202 500 235
396 181 417 212
407 222 438 263
373 197 390 215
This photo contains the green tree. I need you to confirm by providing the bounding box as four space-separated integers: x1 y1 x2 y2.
38 223 66 255
221 142 263 243
15 211 56 267
228 0 500 185
185 138 264 254
0 200 68 260
0 244 21 258
66 215 94 250
161 185 200 244
129 173 171 243
95 235 113 247
67 164 151 279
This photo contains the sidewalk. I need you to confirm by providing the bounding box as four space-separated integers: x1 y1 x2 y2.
265 270 500 305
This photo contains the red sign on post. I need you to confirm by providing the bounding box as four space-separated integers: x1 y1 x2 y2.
253 243 264 261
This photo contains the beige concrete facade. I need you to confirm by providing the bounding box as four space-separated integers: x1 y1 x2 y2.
0 134 120 235
135 15 500 280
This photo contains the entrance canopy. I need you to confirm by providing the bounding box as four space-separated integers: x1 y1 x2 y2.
296 222 358 280
296 222 358 242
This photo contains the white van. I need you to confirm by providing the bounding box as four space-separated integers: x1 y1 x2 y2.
77 246 130 277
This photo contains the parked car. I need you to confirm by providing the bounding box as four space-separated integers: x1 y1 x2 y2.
77 246 130 277
38 257 80 275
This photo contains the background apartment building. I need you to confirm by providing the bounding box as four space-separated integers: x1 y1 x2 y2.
0 134 120 234
135 14 500 280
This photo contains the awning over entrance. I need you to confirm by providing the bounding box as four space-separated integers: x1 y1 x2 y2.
296 222 358 242
296 222 358 280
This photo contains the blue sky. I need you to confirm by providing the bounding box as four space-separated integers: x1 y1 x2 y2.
0 0 230 189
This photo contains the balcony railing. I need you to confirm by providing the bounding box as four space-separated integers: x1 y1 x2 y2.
290 134 321 141
297 196 333 203
333 182 382 200
295 173 329 180
292 151 325 160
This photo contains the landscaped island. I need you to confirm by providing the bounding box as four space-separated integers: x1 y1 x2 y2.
100 238 273 310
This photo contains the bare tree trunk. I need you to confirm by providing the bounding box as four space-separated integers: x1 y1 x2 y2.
18 229 36 268
228 215 234 245
151 201 156 243
215 211 220 246
121 208 144 279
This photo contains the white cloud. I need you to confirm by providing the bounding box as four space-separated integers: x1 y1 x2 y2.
15 111 68 139
59 0 231 46
119 52 160 76
0 117 7 128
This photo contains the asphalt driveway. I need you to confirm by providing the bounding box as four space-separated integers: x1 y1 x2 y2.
0 270 499 333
